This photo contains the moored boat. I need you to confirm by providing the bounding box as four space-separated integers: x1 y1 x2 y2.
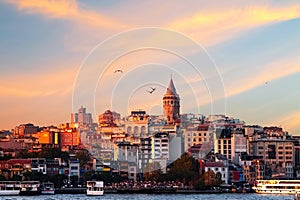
20 181 41 196
86 181 104 196
41 182 55 195
0 181 20 196
294 192 300 200
253 180 300 194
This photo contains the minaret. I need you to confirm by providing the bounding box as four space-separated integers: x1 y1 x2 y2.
163 76 180 125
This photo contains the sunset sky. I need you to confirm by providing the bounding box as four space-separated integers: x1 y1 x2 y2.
0 0 300 134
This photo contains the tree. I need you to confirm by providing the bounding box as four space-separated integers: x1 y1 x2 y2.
38 147 68 160
215 172 223 186
204 169 215 187
52 174 68 188
167 152 200 184
0 175 6 181
75 149 91 167
143 161 162 182
22 171 46 181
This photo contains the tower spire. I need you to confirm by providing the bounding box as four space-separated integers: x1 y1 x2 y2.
166 76 177 95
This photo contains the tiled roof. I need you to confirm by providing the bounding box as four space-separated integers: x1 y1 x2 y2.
204 162 225 168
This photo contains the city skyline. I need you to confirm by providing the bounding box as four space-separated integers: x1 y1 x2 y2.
0 1 300 134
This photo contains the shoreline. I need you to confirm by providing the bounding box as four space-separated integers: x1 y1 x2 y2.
55 188 250 194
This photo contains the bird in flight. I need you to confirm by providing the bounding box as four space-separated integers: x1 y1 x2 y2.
114 69 123 73
265 81 269 85
147 87 156 94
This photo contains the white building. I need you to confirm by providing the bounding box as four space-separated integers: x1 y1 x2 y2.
204 162 229 184
31 158 47 174
152 132 169 160
69 159 80 178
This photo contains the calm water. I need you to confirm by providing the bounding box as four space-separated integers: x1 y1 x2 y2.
0 194 295 200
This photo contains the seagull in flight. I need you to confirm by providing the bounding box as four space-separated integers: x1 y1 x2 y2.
147 87 156 94
114 69 123 74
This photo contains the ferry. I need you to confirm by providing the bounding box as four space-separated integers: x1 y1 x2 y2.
41 182 55 195
253 180 300 194
0 181 20 196
20 181 41 195
86 181 104 196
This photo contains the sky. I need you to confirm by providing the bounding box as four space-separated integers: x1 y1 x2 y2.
0 0 300 134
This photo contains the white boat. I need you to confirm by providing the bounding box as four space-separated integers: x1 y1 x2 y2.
86 181 104 196
20 181 41 195
294 192 300 200
253 180 300 194
41 182 55 195
0 181 20 196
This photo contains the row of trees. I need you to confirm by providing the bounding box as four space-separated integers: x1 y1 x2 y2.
4 148 223 189
143 153 223 189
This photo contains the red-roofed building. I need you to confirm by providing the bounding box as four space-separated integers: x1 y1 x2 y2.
0 159 32 179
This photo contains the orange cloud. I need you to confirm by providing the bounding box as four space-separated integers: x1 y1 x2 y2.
4 0 127 29
169 5 300 45
0 67 75 98
267 110 300 134
225 58 300 98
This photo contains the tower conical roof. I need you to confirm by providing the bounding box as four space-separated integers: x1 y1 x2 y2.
166 77 177 95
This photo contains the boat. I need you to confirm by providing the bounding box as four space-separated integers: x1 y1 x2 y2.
294 192 300 200
20 181 41 195
253 180 300 194
41 182 55 195
86 181 104 196
0 181 20 196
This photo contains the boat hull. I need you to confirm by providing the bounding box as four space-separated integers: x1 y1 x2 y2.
253 180 300 195
41 190 55 195
0 190 20 196
86 191 104 196
19 191 40 196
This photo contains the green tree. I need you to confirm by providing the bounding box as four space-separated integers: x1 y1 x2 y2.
143 161 162 182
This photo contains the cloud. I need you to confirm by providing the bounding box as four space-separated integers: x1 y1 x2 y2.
0 66 75 98
4 0 127 29
224 58 300 98
169 4 300 45
267 110 300 134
